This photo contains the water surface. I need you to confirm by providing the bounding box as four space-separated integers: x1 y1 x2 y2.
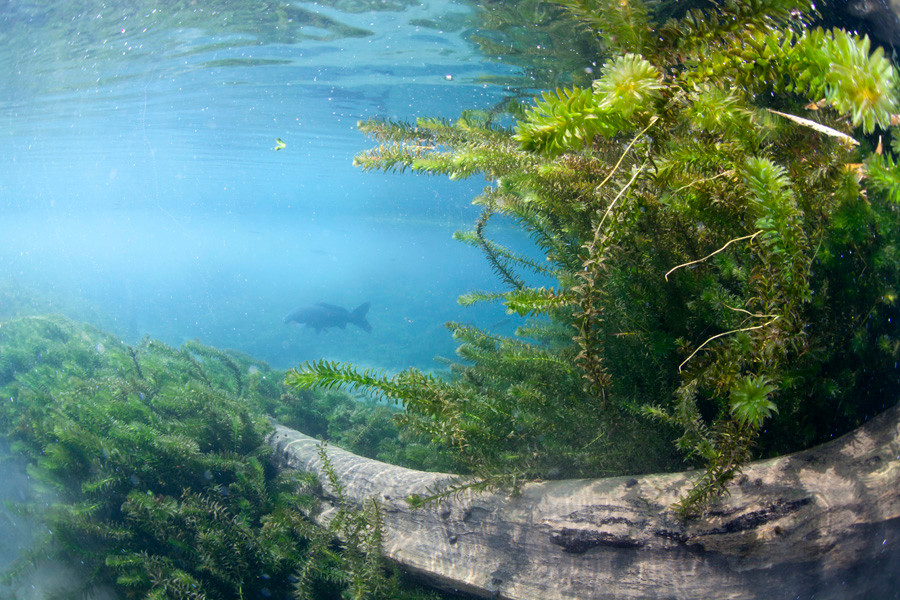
0 0 526 371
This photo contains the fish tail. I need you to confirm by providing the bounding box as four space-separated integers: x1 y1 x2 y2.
352 302 372 333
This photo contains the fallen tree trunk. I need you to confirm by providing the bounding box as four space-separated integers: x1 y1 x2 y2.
269 403 900 600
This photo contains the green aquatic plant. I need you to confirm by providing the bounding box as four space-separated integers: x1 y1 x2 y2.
729 375 779 430
553 0 650 55
291 444 405 600
0 315 446 599
289 0 900 514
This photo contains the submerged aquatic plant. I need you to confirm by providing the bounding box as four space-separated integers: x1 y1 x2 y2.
289 0 900 514
729 375 779 430
0 315 445 599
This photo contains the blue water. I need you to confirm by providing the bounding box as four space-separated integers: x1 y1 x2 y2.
0 0 530 372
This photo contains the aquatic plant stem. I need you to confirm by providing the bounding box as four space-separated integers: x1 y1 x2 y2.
664 231 763 282
595 162 646 236
678 317 780 372
594 115 658 192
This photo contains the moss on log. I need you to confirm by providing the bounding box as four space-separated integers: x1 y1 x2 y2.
269 404 900 599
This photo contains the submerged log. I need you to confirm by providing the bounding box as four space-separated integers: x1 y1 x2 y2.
269 403 900 600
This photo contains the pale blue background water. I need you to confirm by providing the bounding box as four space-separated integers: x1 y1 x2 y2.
0 0 532 371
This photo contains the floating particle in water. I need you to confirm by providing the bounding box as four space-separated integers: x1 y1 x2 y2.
95 343 105 354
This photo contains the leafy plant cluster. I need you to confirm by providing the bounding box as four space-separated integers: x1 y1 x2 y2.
274 378 459 476
460 0 723 93
289 0 900 513
0 314 445 600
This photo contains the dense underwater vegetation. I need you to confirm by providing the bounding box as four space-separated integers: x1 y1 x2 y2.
3 0 900 598
290 0 900 514
0 314 457 599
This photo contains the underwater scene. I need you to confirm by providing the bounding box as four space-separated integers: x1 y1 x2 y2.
2 1 900 599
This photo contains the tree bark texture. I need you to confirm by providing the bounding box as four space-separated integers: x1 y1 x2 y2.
268 403 900 600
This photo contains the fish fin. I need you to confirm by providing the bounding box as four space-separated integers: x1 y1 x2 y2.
352 302 371 317
316 302 345 311
352 302 372 333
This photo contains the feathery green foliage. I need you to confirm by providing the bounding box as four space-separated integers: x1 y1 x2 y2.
552 0 649 55
0 314 448 599
515 85 626 157
289 2 900 516
729 375 779 429
867 149 900 204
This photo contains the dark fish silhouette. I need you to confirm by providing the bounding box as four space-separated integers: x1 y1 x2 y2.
283 302 372 334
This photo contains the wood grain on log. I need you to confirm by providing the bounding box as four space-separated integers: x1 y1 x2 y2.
269 403 900 600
